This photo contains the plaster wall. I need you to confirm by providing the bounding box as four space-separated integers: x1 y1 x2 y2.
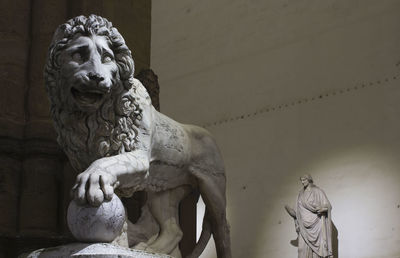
151 0 400 257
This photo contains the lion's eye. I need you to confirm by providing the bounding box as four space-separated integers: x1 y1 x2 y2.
103 55 113 63
72 52 82 63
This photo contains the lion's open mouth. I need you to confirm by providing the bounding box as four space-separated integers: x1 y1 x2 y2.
71 87 104 105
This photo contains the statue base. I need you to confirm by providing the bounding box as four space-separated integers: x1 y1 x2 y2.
20 243 173 258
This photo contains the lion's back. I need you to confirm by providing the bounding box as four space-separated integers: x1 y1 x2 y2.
182 124 225 175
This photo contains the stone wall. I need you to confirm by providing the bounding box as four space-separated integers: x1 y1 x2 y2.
0 1 151 257
151 1 400 257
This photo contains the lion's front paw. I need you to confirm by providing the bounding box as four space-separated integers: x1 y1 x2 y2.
71 164 119 206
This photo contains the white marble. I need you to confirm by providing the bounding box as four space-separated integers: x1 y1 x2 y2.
45 15 231 257
67 194 126 243
20 243 172 258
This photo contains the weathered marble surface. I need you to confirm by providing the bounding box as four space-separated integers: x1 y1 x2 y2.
20 243 172 258
67 194 126 243
44 14 231 257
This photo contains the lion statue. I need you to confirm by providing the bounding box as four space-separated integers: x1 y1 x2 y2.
44 15 231 258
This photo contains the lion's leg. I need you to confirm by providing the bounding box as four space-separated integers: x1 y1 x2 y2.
128 203 160 248
146 186 191 255
192 168 232 258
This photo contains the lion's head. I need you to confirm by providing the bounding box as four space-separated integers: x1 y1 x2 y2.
45 15 147 172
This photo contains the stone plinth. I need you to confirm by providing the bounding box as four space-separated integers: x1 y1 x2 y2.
20 243 173 258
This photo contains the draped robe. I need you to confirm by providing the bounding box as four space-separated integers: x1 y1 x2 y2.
296 186 332 258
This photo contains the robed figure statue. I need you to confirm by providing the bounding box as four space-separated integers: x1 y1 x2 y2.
285 174 333 258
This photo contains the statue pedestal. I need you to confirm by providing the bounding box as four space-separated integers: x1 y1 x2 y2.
20 243 172 258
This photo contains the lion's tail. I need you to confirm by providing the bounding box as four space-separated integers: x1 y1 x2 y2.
187 209 212 258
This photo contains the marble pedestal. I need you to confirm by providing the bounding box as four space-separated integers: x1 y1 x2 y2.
20 243 173 258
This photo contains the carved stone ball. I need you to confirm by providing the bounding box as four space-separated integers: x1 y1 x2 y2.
67 194 125 243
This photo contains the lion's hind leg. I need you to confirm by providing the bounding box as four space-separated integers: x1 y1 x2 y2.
190 167 232 258
145 186 192 256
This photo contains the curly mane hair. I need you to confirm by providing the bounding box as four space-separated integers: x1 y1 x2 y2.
44 15 145 172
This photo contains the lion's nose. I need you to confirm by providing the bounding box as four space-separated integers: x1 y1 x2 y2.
87 72 104 83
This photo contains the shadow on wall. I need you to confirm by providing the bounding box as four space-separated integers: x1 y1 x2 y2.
290 222 339 258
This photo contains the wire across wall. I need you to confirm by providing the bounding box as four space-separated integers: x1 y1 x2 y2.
202 73 399 128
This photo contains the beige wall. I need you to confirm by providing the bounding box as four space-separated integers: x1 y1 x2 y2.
151 1 400 257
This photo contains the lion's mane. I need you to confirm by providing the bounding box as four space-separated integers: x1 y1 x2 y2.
44 15 144 172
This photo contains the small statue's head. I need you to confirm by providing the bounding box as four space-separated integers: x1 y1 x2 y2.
300 174 313 187
44 14 135 112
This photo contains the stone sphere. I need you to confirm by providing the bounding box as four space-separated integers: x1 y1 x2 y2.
67 194 125 243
